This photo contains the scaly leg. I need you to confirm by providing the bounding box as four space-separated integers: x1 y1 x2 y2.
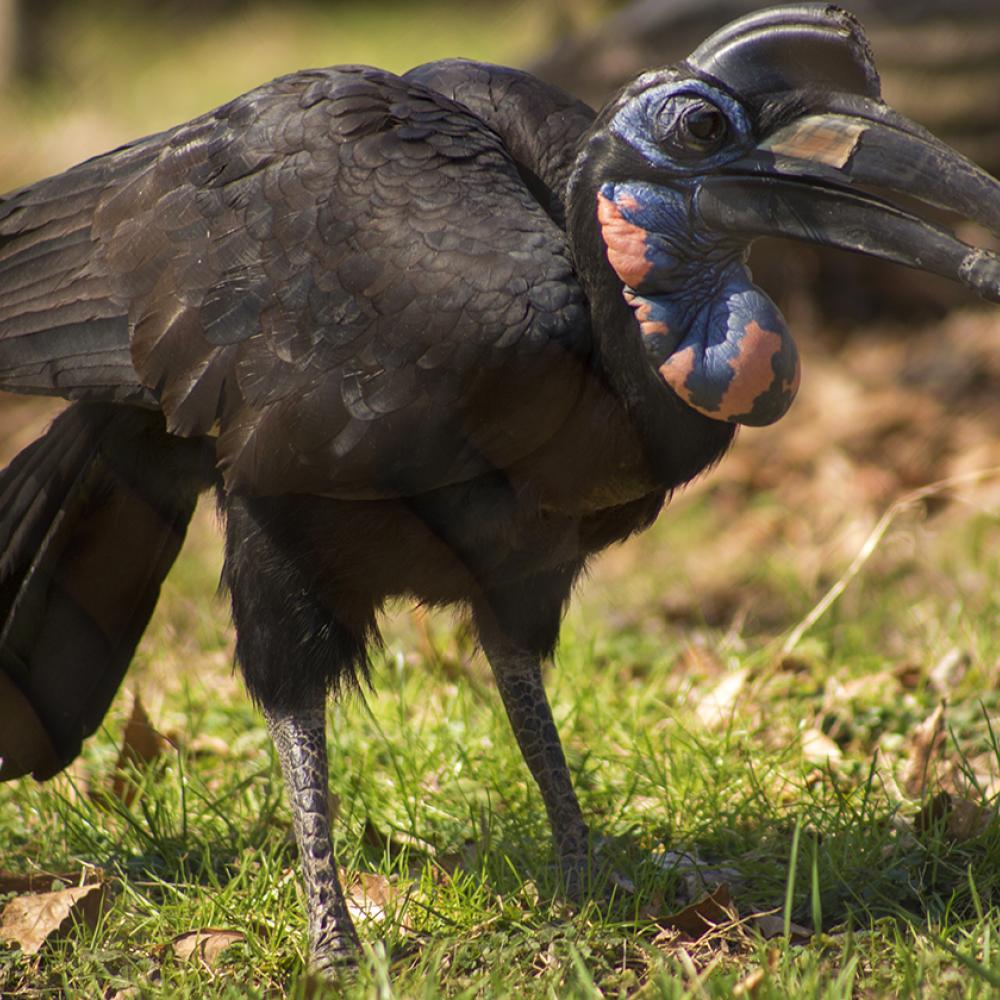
480 637 593 896
264 705 360 970
224 494 372 970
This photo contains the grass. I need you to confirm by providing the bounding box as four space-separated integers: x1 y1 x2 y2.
1 474 999 997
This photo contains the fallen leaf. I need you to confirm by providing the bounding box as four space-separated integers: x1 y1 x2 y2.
914 791 993 842
659 883 735 939
946 798 993 841
108 693 167 805
928 648 971 697
751 912 811 942
650 850 743 902
902 702 947 798
696 668 748 729
678 642 726 678
169 928 246 965
800 727 843 765
0 883 104 954
343 871 411 931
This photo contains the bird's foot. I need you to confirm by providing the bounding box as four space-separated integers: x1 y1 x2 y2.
306 882 362 974
556 849 593 902
557 836 637 903
308 931 361 979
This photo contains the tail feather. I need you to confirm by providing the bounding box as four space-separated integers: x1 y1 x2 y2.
0 402 216 780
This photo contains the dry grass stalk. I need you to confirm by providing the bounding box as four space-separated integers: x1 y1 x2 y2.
781 467 1000 655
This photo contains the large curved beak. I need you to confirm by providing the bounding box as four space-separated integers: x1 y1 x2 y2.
696 96 1000 302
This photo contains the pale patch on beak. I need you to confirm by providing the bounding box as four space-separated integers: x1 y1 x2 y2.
761 116 868 170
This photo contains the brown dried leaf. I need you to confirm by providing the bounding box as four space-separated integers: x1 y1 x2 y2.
902 701 947 798
678 642 726 679
750 912 812 942
928 648 971 697
108 693 167 805
800 727 843 765
946 798 993 841
914 791 993 842
0 883 104 954
650 850 744 902
659 883 736 939
343 871 411 930
892 662 924 691
169 928 246 965
696 669 748 729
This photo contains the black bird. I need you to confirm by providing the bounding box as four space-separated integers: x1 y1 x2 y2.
1 4 999 970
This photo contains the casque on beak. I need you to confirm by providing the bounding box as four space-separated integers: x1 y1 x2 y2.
690 3 1000 302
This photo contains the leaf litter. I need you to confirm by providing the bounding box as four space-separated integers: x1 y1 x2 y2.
167 928 247 965
107 692 169 805
0 875 105 955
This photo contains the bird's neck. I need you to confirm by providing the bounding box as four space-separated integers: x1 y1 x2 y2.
564 135 736 493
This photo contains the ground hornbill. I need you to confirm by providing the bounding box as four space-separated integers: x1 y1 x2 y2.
1 4 999 971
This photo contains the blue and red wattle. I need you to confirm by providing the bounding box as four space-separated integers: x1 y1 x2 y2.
597 181 799 426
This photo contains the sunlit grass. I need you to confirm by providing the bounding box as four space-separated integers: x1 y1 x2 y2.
2 488 999 997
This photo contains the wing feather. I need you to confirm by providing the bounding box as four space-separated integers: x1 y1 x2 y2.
0 64 593 497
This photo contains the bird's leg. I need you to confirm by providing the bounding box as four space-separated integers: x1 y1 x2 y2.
480 638 593 897
224 494 372 970
264 704 360 971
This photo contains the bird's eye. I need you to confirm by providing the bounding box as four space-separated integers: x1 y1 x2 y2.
681 105 726 148
655 95 729 157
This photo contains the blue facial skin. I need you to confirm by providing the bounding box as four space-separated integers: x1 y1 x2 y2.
600 81 800 425
608 79 755 174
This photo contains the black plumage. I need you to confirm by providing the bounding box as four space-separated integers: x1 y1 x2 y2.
2 4 999 971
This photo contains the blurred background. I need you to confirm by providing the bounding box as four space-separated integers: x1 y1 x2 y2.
0 0 997 649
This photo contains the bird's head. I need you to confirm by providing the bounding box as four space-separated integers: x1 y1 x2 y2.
569 3 1000 427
